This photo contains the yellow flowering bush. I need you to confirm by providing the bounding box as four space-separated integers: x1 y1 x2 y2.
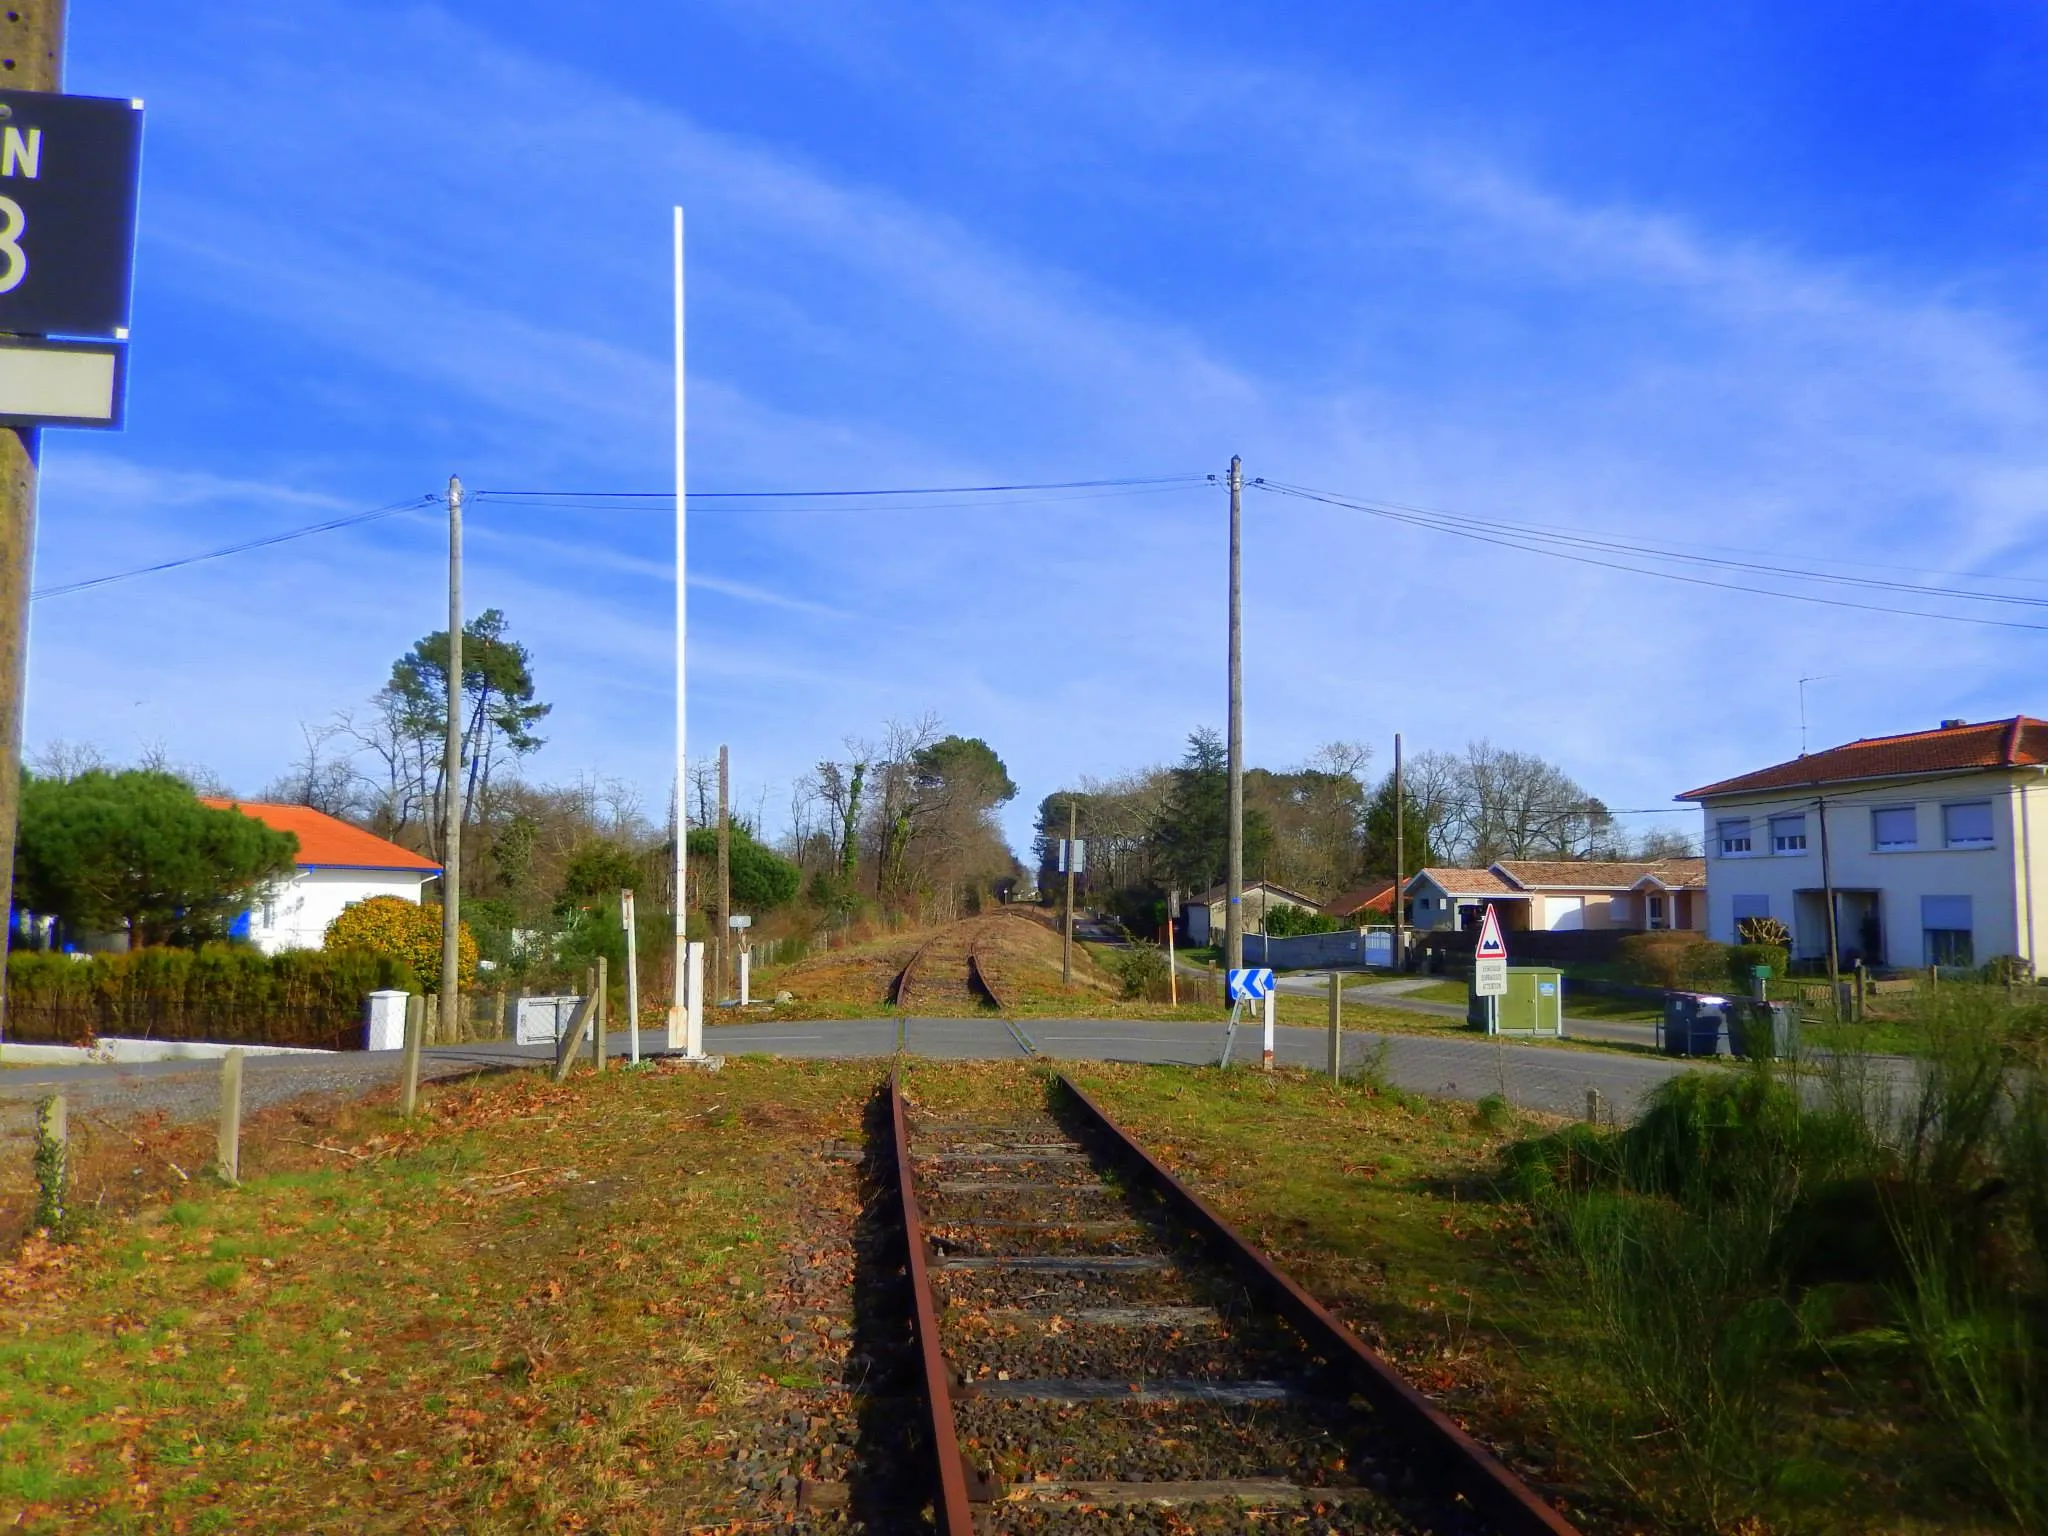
324 894 477 991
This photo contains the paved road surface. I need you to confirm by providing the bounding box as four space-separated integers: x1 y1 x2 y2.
1 1015 1693 1125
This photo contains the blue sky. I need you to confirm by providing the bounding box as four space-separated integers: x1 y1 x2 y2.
33 1 2048 851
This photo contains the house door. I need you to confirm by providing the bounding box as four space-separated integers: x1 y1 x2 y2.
1647 895 1668 931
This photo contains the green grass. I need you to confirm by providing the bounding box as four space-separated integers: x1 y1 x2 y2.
0 1059 880 1534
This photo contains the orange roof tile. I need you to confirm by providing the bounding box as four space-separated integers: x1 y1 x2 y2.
1495 858 1705 891
1323 879 1398 916
1680 716 2048 800
200 798 441 873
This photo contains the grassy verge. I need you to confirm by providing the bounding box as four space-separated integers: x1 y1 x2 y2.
0 1058 876 1533
1058 1061 1621 1527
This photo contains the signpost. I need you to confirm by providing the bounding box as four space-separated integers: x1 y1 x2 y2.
1474 904 1508 1034
1221 967 1276 1069
0 77 146 1046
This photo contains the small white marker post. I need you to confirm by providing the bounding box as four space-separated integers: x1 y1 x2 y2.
1262 988 1276 1070
621 889 640 1064
685 941 705 1056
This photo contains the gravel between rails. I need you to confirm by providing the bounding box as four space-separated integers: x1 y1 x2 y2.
900 1100 1495 1534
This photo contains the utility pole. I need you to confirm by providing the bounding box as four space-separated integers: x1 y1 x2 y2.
440 474 464 1046
1225 454 1244 973
1062 797 1076 987
0 4 65 1045
1817 793 1841 1006
1392 732 1405 972
716 743 730 1001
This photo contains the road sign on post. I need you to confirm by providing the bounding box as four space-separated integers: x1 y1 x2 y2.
1473 904 1508 1000
1225 968 1274 1003
0 90 144 432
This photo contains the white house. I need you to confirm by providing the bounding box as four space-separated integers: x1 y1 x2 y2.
203 798 442 955
1404 859 1707 934
1679 716 2048 971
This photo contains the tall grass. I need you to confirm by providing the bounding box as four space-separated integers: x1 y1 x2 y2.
1505 983 2047 1532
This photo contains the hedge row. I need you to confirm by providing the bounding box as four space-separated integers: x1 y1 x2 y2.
4 945 415 1050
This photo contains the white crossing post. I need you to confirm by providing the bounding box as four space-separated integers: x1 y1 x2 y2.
622 889 641 1064
685 940 705 1056
738 944 750 1008
1262 987 1276 1071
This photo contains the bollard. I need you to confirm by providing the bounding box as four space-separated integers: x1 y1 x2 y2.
33 1093 66 1233
1585 1087 1603 1125
401 992 425 1117
217 1049 244 1185
592 957 608 1071
1261 989 1276 1071
1326 972 1342 1080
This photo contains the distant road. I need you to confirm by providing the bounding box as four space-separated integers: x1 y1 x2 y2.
0 1013 1765 1127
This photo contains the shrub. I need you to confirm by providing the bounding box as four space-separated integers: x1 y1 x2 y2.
1728 942 1789 984
324 895 477 992
4 945 412 1049
1263 903 1343 937
1981 954 2034 986
1736 914 1793 948
1615 932 1735 991
1104 941 1171 1000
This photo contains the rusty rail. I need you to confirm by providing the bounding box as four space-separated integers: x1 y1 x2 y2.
887 1069 978 1535
1054 1073 1583 1536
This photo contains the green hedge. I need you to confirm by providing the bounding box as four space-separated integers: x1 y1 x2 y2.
4 945 413 1050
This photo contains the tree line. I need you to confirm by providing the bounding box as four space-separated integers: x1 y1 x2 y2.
1034 730 1696 926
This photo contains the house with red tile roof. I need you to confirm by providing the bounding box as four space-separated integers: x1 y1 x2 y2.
201 798 441 956
1677 716 2048 971
1403 859 1706 935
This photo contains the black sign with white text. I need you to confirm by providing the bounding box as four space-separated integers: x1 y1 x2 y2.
0 90 143 339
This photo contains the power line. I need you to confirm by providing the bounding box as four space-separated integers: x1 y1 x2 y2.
475 474 1212 500
472 483 1207 516
31 495 441 602
1253 480 2048 633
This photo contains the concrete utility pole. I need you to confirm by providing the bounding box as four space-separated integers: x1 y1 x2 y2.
1816 794 1841 1005
440 475 464 1045
0 3 65 1044
1392 732 1405 972
716 744 730 1000
1062 797 1077 987
1225 454 1245 973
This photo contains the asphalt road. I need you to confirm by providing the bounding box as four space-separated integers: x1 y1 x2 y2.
0 1015 1691 1125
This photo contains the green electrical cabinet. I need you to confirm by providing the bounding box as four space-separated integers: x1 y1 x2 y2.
1467 966 1565 1037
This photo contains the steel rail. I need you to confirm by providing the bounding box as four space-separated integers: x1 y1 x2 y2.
887 1069 979 1535
1055 1073 1584 1536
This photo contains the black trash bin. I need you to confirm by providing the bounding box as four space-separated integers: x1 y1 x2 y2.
1661 993 1727 1057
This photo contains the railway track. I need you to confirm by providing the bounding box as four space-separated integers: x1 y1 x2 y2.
879 1070 1581 1534
892 917 1015 1014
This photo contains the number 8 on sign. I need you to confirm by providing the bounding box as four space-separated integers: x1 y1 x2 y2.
0 196 25 294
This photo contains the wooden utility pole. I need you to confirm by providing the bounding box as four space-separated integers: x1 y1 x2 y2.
1225 455 1245 972
1393 732 1406 972
0 4 65 1044
716 744 730 1001
440 475 464 1046
1062 797 1077 987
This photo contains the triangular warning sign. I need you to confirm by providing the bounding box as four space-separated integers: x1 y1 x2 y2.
1474 903 1508 960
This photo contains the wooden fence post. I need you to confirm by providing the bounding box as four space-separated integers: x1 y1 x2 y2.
33 1093 65 1232
591 956 608 1071
1585 1087 1603 1125
401 992 425 1117
217 1049 244 1185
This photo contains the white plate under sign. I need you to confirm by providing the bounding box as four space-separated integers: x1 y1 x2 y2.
0 338 123 428
1474 957 1508 997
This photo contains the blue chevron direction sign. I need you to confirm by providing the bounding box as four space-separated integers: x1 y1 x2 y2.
1226 968 1275 1003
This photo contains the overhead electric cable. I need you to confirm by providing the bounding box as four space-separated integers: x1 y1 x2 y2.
32 495 441 602
475 474 1211 500
1253 481 2048 633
